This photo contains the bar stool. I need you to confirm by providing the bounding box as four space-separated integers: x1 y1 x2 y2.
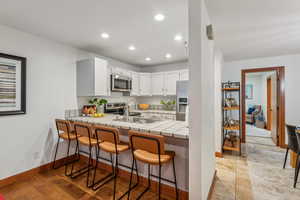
53 119 80 176
128 130 178 200
293 128 300 188
92 125 134 199
69 122 98 188
283 124 298 169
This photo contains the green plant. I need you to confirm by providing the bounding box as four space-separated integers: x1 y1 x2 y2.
160 100 176 110
88 98 108 107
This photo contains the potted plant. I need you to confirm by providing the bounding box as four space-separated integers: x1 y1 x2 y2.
160 100 176 111
88 98 108 113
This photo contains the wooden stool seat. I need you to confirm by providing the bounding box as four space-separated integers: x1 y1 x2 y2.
98 141 129 153
133 149 175 165
78 136 98 146
59 132 79 140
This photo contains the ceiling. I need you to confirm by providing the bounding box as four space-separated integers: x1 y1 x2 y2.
206 0 300 62
0 0 188 66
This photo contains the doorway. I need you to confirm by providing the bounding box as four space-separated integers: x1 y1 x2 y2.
241 66 285 148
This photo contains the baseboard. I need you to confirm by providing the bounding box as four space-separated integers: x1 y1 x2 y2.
215 152 223 158
0 156 75 188
207 170 217 200
80 155 189 200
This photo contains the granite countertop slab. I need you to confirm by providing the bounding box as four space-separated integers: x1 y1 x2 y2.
69 115 188 139
131 109 176 115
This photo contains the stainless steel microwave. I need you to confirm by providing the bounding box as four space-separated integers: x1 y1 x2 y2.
111 74 132 92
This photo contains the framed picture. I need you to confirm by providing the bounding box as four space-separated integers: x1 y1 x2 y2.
0 53 26 116
245 84 253 99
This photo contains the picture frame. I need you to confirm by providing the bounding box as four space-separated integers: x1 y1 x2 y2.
245 84 253 99
0 53 26 116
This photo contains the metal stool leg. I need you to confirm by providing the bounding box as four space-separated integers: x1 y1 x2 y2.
52 137 60 169
126 158 140 200
158 164 161 200
283 148 289 169
136 163 151 200
172 157 179 200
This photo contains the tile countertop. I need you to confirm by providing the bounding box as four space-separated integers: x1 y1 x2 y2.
69 115 188 139
131 109 176 115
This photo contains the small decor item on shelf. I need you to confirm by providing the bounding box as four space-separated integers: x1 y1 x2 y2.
225 98 238 107
88 98 108 113
223 81 240 90
138 104 150 110
160 100 176 110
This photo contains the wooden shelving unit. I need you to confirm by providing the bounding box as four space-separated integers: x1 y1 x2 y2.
222 81 241 155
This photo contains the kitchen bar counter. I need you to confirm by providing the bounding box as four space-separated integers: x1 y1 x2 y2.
69 115 189 139
68 114 189 192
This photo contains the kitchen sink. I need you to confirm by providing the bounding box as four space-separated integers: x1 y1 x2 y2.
113 116 160 124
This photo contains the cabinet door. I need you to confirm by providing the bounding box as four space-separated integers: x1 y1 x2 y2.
151 73 164 95
164 71 180 95
179 70 189 80
139 73 152 96
94 58 109 96
131 72 140 96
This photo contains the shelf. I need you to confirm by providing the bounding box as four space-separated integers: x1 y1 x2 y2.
223 137 240 152
224 126 240 131
223 106 240 110
222 88 240 91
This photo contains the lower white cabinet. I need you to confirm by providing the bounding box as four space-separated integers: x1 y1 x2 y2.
139 73 152 96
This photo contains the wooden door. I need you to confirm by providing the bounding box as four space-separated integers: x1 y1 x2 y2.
267 78 272 130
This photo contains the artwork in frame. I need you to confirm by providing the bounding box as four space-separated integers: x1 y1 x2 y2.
0 53 26 116
245 84 253 99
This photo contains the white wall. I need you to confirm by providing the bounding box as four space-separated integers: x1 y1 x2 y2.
140 61 188 73
189 0 216 199
223 53 300 144
246 75 264 108
214 48 223 153
0 24 138 180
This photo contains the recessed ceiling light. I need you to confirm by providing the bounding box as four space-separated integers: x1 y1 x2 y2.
128 45 136 51
101 32 110 39
174 34 183 41
165 53 172 59
154 14 165 21
145 57 151 61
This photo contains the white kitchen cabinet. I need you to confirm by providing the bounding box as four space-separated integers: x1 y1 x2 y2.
131 72 140 96
164 71 180 95
179 70 189 80
151 73 164 95
111 66 131 77
77 58 110 96
139 73 152 96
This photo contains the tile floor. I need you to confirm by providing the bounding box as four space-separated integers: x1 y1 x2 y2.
211 138 300 200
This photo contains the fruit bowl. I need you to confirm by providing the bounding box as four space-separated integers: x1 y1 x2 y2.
138 104 150 110
91 113 105 118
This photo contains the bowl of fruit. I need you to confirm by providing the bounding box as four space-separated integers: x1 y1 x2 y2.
92 113 105 118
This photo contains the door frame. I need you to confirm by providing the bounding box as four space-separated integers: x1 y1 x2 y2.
266 77 272 131
241 66 285 148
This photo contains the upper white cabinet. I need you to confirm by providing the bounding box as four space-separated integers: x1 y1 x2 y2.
151 73 164 95
131 72 140 96
139 73 152 96
164 71 180 95
77 58 110 96
111 66 131 77
179 70 189 81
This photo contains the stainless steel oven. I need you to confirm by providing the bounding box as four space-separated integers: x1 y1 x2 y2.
111 74 132 92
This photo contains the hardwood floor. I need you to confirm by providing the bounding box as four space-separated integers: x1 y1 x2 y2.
0 161 173 200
